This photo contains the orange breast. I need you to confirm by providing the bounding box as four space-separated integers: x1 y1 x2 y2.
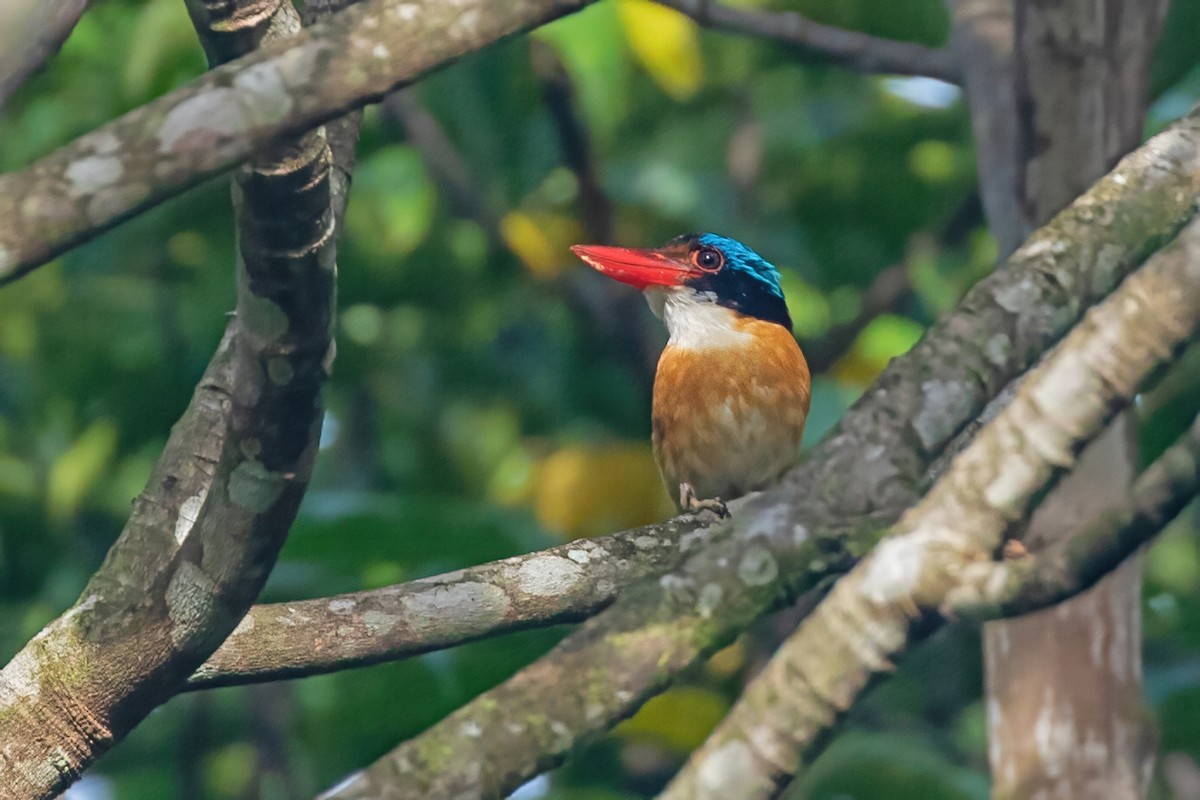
652 319 811 505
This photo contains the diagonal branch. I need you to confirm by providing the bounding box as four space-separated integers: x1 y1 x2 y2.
0 0 90 110
657 217 1200 800
187 516 718 689
315 109 1200 800
654 0 960 83
0 0 596 286
952 414 1200 620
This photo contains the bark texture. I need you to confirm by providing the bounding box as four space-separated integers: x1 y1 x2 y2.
657 214 1200 800
0 319 326 799
0 0 594 285
983 2 1171 796
188 516 717 688
0 0 348 795
953 412 1200 618
316 113 1200 800
1013 0 1168 230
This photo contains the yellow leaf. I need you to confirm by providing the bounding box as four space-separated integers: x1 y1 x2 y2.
531 443 675 539
618 686 729 752
499 211 583 280
706 639 746 678
617 0 704 100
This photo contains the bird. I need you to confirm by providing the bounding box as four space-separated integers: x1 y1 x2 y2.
571 233 811 517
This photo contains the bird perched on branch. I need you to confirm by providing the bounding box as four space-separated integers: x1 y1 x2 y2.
572 233 810 517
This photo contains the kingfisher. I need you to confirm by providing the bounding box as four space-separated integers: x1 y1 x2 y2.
571 233 811 516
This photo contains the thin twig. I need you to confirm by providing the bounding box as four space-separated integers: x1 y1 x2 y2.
655 0 960 83
531 40 612 242
530 39 661 386
954 413 1200 618
382 88 502 241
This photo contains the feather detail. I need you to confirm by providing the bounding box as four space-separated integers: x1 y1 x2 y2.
652 317 810 505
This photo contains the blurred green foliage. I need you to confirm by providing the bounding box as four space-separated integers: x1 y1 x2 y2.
1 0 1199 797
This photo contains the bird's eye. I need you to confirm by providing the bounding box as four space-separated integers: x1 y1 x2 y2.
692 247 724 272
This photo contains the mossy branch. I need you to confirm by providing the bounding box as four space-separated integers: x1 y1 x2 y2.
0 0 352 795
659 218 1200 800
315 109 1200 800
0 0 594 285
187 516 719 688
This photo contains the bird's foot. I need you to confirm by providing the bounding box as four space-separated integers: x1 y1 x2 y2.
1001 539 1029 560
679 483 730 519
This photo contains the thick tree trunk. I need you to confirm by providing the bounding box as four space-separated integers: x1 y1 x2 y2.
959 0 1170 797
986 421 1154 798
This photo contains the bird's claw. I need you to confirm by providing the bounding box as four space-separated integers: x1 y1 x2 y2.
679 483 730 519
1001 539 1029 559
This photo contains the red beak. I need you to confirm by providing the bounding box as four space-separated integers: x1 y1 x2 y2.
570 244 692 291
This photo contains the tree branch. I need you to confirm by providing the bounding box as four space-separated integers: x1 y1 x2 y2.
947 0 1024 256
531 40 613 243
0 0 90 110
954 412 1200 619
0 1 347 795
187 516 718 689
315 110 1200 800
654 0 960 83
657 217 1200 800
0 0 595 286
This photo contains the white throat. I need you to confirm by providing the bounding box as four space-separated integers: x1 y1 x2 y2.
645 288 751 350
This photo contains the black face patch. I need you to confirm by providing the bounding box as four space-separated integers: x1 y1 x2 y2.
658 233 793 330
686 268 793 330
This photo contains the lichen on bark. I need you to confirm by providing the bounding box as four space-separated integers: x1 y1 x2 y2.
0 0 346 795
658 211 1200 800
0 0 594 285
187 517 717 688
317 107 1200 800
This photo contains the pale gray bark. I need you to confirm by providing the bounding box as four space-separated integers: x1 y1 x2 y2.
0 0 594 285
316 111 1200 800
188 517 717 688
0 0 89 109
657 215 1200 800
976 2 1171 796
